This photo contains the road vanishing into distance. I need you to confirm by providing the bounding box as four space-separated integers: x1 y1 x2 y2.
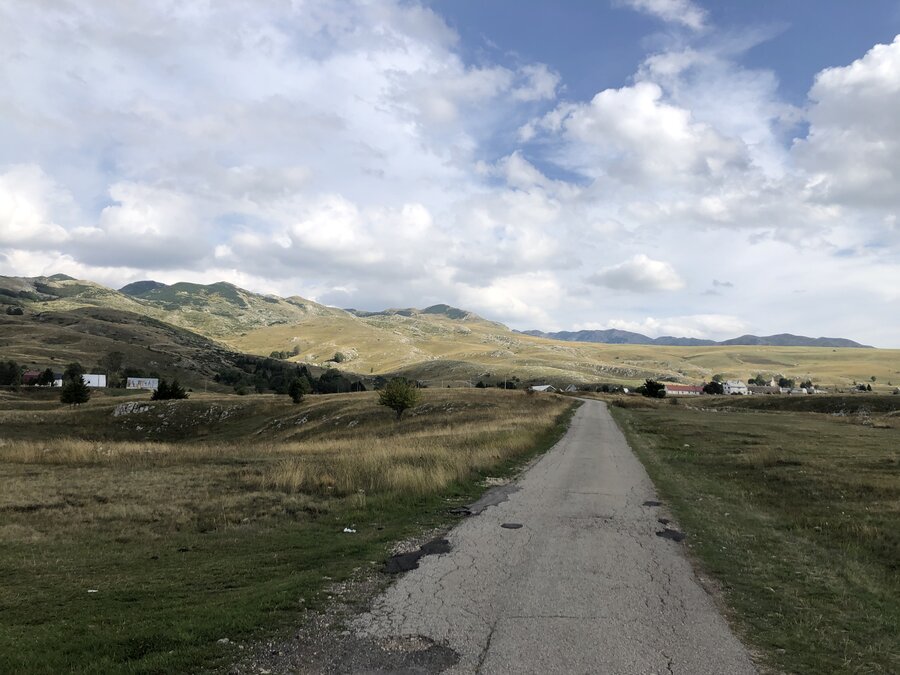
354 399 757 674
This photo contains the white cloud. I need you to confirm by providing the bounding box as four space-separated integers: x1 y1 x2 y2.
794 35 900 209
620 0 708 32
582 314 747 340
587 254 685 292
0 165 74 248
0 3 897 346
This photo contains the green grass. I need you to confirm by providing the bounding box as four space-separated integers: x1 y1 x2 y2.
610 399 899 674
0 390 577 673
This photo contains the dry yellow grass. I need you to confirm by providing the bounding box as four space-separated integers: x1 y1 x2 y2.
0 390 571 499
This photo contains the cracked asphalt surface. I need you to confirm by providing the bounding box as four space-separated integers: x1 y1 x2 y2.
353 399 757 674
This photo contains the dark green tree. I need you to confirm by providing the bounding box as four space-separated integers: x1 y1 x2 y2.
63 362 85 382
0 360 22 387
378 378 420 420
288 377 311 403
703 380 724 395
778 377 795 389
37 368 55 386
60 376 90 405
640 379 666 398
152 378 189 400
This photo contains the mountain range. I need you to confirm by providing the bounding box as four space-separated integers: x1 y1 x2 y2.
520 329 872 349
1 274 894 389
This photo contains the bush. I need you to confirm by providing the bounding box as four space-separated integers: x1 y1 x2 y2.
5 305 23 315
151 378 189 400
378 378 420 420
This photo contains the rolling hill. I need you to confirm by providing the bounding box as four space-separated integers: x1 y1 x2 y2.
2 275 898 389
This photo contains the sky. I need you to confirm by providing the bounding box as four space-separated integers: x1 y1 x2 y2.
1 1 899 347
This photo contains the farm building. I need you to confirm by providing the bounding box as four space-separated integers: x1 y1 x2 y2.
748 385 780 395
723 380 748 395
663 384 703 396
127 377 160 390
564 384 579 392
530 385 557 393
53 374 106 387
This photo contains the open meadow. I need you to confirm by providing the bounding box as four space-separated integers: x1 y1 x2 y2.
610 394 900 674
0 388 575 673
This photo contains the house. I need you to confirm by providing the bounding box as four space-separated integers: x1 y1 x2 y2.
564 384 579 393
21 370 42 385
789 387 809 395
126 377 159 390
81 374 107 388
723 380 748 395
663 384 703 396
748 385 780 395
530 385 557 393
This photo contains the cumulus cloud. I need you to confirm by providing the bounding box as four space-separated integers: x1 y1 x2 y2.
620 0 708 32
596 314 748 340
0 2 897 345
587 254 685 292
794 35 900 209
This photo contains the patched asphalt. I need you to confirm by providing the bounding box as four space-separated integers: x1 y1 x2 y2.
353 399 758 674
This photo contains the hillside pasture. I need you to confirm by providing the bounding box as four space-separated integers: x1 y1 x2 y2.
611 399 900 674
0 389 574 673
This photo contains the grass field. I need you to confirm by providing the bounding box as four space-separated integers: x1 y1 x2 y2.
610 395 900 674
0 389 575 673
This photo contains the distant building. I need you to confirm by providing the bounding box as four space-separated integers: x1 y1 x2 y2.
789 388 809 395
748 385 780 395
127 377 159 390
53 374 106 387
663 384 703 396
21 370 42 385
530 385 557 393
81 374 107 388
723 380 748 395
564 384 578 393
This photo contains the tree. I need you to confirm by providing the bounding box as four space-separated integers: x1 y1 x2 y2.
60 376 90 405
749 374 767 386
475 380 486 389
639 379 666 398
37 368 55 386
332 352 346 363
0 360 22 387
800 379 814 390
703 380 724 395
288 377 311 403
5 305 23 315
712 374 724 383
778 377 795 389
870 376 877 382
152 378 189 400
100 351 125 375
64 362 85 382
378 378 420 420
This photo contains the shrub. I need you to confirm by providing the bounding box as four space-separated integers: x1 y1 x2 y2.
151 378 189 400
378 378 420 420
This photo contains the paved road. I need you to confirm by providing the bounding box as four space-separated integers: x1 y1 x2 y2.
354 399 757 674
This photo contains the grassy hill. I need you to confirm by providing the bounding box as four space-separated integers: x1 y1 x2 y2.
0 306 319 392
3 275 898 389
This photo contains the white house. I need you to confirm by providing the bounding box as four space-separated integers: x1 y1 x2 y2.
564 384 579 393
56 374 107 387
82 374 107 388
723 380 748 395
664 384 703 396
127 377 159 390
530 385 557 393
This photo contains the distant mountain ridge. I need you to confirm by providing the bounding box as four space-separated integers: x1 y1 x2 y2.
520 329 872 349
